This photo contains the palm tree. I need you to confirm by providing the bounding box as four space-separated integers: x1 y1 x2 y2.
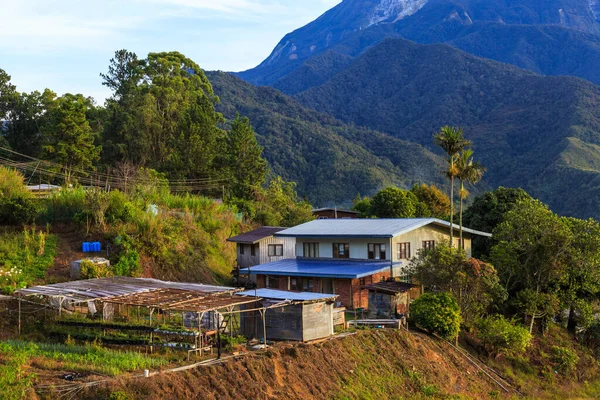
456 149 485 247
433 126 471 245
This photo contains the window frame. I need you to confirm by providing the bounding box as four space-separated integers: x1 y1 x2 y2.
300 278 314 292
303 242 320 258
397 242 411 259
250 244 257 256
422 240 435 251
239 244 244 255
268 244 283 257
368 243 387 260
266 275 279 289
332 243 350 259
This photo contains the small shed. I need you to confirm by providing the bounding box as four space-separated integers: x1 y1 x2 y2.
363 280 421 319
237 289 338 342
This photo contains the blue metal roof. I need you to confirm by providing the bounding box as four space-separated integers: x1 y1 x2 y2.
275 218 492 238
239 258 398 279
236 288 337 301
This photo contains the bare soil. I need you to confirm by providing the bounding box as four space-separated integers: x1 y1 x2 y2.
78 330 502 400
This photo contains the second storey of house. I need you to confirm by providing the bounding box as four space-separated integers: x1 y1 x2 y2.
227 226 296 269
276 218 491 264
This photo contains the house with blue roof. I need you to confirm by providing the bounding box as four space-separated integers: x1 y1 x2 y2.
239 218 492 309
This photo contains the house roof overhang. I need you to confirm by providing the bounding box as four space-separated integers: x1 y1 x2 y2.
239 258 400 279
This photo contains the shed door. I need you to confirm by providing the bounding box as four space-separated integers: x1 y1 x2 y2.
322 278 333 294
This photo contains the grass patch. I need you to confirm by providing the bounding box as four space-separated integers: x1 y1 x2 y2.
0 227 58 294
0 340 168 376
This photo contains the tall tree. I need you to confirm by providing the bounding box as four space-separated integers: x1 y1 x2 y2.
226 115 268 200
4 89 56 157
42 93 101 183
410 183 451 218
462 187 532 258
370 187 418 218
560 218 600 332
456 149 485 247
433 126 471 245
101 50 224 181
0 68 17 123
491 198 571 332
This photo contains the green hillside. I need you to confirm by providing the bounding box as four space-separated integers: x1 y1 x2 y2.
206 71 446 207
295 38 600 218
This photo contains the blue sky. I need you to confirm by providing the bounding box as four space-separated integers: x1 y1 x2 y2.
1 0 340 102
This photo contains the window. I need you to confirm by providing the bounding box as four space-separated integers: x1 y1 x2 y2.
317 216 329 220
268 244 283 257
397 242 411 259
303 242 319 258
368 244 386 260
251 244 257 256
239 244 244 255
290 277 313 291
333 243 350 259
266 276 279 289
301 278 314 292
422 240 435 251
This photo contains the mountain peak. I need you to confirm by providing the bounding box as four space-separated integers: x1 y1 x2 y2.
367 0 430 27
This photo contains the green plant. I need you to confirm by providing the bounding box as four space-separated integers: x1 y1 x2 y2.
475 315 532 358
0 166 38 225
410 292 462 340
0 228 57 294
112 234 140 277
551 346 579 374
220 335 247 352
109 391 133 400
80 259 113 279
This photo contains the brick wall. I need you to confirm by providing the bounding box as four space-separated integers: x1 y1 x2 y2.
257 272 392 310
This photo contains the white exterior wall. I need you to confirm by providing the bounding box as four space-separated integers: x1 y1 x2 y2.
295 238 391 260
293 224 474 278
237 236 296 269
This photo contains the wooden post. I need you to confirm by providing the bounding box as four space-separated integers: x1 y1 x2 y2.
260 308 267 347
199 311 205 354
149 308 154 354
18 295 22 336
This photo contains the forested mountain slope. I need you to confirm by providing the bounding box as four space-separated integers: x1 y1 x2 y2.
206 71 445 206
294 38 600 217
239 0 600 89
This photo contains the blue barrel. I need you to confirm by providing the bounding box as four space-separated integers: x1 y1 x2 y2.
82 242 89 252
95 242 101 252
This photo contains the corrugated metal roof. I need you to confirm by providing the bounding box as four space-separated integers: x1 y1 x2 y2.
236 288 337 302
239 258 398 279
275 218 492 238
16 277 235 303
227 226 286 244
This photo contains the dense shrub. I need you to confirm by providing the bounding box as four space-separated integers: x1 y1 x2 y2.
0 197 38 225
410 292 462 340
80 259 113 279
0 167 37 225
475 315 532 357
112 235 140 277
105 190 136 224
551 346 579 374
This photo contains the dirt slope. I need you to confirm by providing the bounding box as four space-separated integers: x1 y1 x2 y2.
81 330 504 400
